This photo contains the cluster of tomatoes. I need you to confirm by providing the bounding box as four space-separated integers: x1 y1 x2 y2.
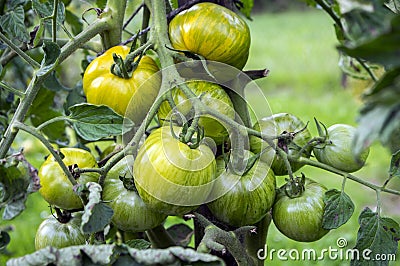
35 2 370 250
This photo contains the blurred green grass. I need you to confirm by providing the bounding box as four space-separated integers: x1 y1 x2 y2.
1 8 399 265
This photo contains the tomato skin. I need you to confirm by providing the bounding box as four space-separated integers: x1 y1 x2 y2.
133 126 216 215
272 179 329 242
313 124 369 173
157 81 235 145
102 156 167 232
35 213 86 250
38 148 99 210
82 46 161 124
169 3 251 70
207 152 276 227
250 113 312 176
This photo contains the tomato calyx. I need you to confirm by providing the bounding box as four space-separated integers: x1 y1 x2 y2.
170 119 205 149
53 207 72 224
119 173 137 192
283 173 306 199
313 118 332 149
110 44 150 79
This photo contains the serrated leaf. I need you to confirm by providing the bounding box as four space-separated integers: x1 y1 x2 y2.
125 239 151 250
43 72 70 92
41 41 60 69
323 189 355 229
389 150 400 178
80 182 113 234
68 103 134 141
7 0 27 10
386 0 400 13
32 0 65 25
167 223 194 246
7 244 224 266
0 5 29 42
351 207 400 266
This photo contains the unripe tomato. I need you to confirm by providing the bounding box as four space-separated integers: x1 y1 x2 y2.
313 124 370 173
102 156 167 232
35 213 86 250
169 3 251 70
272 178 329 242
38 148 99 210
207 151 276 227
250 113 312 176
82 46 161 125
157 81 235 145
133 126 216 215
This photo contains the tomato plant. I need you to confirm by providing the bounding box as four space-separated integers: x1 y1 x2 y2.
207 151 276 227
38 148 99 210
313 123 370 173
250 113 312 175
83 45 161 125
272 177 329 242
157 80 235 144
35 212 86 250
133 126 216 215
0 0 399 265
103 155 167 232
169 2 251 70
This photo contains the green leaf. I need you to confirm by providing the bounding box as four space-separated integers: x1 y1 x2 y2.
28 88 68 144
0 5 29 42
389 150 400 178
351 207 400 266
64 81 86 114
386 0 400 13
80 182 113 234
7 244 225 265
238 0 254 19
0 162 30 220
323 189 355 229
125 239 151 250
96 0 107 9
338 15 400 69
7 0 28 10
336 0 374 14
65 9 83 36
43 72 69 92
167 223 194 247
32 0 66 25
68 103 134 141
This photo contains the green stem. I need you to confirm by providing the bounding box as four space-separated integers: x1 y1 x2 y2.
0 81 24 98
314 0 342 29
297 157 400 196
356 58 378 82
140 4 151 45
52 0 59 43
0 32 40 69
36 116 68 131
341 175 347 191
146 224 175 248
245 214 271 266
103 0 128 48
376 190 382 215
12 122 77 186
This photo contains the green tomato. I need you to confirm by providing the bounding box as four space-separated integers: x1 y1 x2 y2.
207 151 276 227
313 124 369 173
133 126 216 215
250 113 312 176
35 213 86 250
38 148 99 210
157 81 235 145
82 45 161 125
169 2 251 70
102 156 167 232
272 178 329 242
